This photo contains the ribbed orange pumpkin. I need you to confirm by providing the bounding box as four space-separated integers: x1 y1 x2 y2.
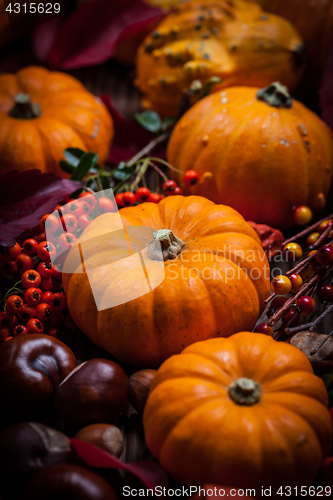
168 82 333 229
0 66 113 178
63 196 270 367
136 0 306 116
143 331 332 489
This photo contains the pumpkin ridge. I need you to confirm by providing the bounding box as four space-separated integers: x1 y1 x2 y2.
256 402 323 484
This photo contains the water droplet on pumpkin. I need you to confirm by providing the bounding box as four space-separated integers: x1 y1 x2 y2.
298 123 308 136
202 134 209 145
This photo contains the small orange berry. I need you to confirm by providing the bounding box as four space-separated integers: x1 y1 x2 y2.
306 232 320 247
318 219 332 234
289 273 303 293
283 242 303 262
293 205 312 226
271 275 292 295
299 265 315 281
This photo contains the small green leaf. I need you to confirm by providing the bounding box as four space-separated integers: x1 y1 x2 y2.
59 160 75 174
202 76 223 98
135 111 161 133
64 148 86 167
71 153 99 181
162 116 175 131
113 163 134 182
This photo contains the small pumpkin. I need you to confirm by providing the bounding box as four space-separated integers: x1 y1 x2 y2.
251 0 333 90
167 82 333 229
135 0 306 116
63 195 270 367
0 66 113 178
143 331 332 489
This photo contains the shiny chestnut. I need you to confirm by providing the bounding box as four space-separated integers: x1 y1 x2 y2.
55 359 129 426
23 464 118 500
0 422 76 499
0 334 76 421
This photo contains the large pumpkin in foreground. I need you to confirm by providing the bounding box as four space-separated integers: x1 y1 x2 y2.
168 82 333 229
135 0 305 116
63 196 270 367
0 66 113 178
143 332 332 489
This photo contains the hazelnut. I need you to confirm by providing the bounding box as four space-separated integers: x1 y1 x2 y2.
75 424 124 458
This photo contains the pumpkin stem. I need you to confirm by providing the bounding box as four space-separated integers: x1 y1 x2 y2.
228 377 261 406
9 93 41 119
148 229 185 261
256 82 292 109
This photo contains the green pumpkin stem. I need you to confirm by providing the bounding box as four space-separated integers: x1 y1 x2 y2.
148 229 185 261
9 93 41 119
228 377 262 405
256 82 293 109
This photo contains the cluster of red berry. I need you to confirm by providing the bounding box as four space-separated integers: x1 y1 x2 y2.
0 237 69 343
114 170 199 208
255 215 333 336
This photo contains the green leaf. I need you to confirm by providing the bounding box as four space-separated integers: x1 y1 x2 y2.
64 148 86 167
162 116 175 131
202 76 223 98
135 111 161 133
113 163 134 182
99 174 111 190
70 153 99 181
59 160 75 174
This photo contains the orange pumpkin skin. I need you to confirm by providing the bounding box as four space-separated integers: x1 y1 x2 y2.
252 0 333 88
167 84 333 229
63 196 270 367
0 66 113 178
143 331 332 489
135 0 305 116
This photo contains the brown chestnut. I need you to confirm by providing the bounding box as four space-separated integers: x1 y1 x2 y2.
129 369 157 413
0 334 76 421
55 359 129 426
75 424 124 457
0 422 77 499
23 464 118 500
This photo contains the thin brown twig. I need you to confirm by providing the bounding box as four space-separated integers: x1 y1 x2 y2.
310 329 333 355
126 131 170 167
267 273 321 326
282 214 333 245
284 303 333 336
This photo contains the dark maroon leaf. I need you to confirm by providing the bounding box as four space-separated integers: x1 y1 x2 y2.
71 439 169 490
100 95 155 163
32 0 165 69
0 170 81 246
320 41 333 131
247 221 284 258
32 17 64 64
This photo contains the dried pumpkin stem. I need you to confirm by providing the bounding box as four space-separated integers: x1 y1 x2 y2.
228 378 261 405
148 229 185 261
9 93 41 119
256 82 292 108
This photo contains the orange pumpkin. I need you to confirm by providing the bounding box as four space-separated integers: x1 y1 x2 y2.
167 82 333 229
0 66 113 178
251 0 333 90
63 196 270 367
135 0 305 116
143 331 332 489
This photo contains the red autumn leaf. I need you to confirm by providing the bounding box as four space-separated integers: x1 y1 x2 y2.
71 439 169 490
100 94 155 163
247 221 284 258
0 170 81 246
320 41 333 131
32 0 165 69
